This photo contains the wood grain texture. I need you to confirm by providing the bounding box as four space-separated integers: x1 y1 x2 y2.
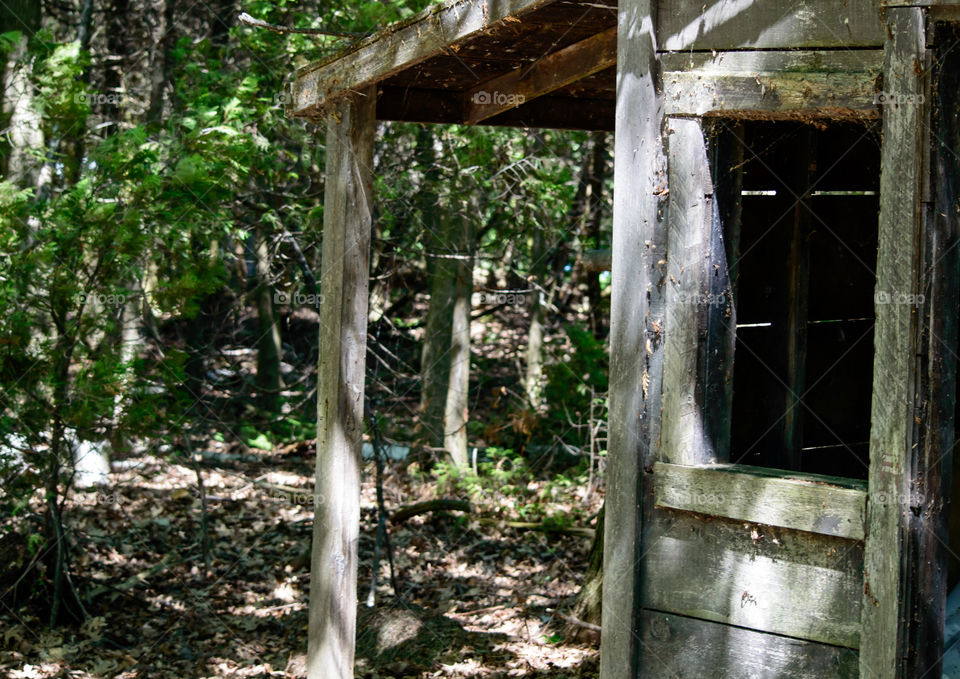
640 499 864 649
653 462 868 540
463 26 616 124
661 117 718 465
900 20 960 678
662 50 882 117
705 121 742 459
600 0 664 677
288 0 554 118
306 88 375 679
658 0 884 51
859 7 926 678
638 610 860 678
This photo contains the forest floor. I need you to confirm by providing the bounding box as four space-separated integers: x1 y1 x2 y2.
1 437 603 678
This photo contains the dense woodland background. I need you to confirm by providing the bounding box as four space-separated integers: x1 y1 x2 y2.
0 0 613 676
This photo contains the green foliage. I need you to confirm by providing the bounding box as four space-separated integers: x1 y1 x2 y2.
542 324 609 450
430 447 592 525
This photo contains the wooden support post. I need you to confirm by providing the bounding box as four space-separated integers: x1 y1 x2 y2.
307 87 375 679
902 19 960 678
859 8 927 678
600 1 664 677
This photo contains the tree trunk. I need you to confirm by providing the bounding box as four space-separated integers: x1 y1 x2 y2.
255 227 282 413
584 132 610 338
443 207 475 468
420 226 456 453
568 503 604 639
524 226 547 408
416 128 452 457
0 0 43 188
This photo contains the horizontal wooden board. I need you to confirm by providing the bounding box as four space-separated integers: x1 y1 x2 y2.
658 0 885 51
662 51 882 117
653 462 868 539
463 26 616 123
640 497 864 648
638 610 860 678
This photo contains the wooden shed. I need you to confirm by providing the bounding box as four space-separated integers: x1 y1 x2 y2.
284 0 960 677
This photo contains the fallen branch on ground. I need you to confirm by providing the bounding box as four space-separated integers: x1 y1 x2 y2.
547 608 602 633
390 499 472 524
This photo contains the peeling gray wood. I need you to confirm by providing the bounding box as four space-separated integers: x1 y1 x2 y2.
661 117 722 465
662 50 882 117
641 501 864 649
859 7 927 678
600 0 664 676
307 87 375 679
653 461 868 540
658 0 884 51
638 611 860 678
288 0 554 118
463 26 617 124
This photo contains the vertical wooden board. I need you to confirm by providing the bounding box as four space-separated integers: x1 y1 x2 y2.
900 19 960 677
638 610 860 678
859 7 926 678
661 117 717 465
703 122 742 462
601 0 663 677
658 0 884 51
307 88 376 679
640 502 864 649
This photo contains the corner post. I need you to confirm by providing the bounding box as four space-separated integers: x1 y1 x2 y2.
860 8 927 678
307 86 376 679
601 0 665 677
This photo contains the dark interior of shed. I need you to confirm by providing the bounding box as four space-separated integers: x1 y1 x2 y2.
714 120 882 480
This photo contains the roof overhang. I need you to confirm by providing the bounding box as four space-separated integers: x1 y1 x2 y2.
286 0 617 130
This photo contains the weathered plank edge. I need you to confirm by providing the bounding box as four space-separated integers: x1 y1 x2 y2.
637 609 861 678
600 0 663 676
664 71 880 117
653 461 868 540
658 0 885 51
859 7 927 678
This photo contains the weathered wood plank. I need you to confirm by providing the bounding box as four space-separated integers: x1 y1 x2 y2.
641 499 864 649
705 120 742 458
658 0 884 51
859 7 927 678
653 461 868 540
661 117 723 465
638 610 860 678
463 26 616 124
600 0 664 676
662 50 882 117
307 87 376 679
901 20 960 678
288 0 554 119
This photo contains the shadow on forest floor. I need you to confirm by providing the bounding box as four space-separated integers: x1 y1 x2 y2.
1 446 601 678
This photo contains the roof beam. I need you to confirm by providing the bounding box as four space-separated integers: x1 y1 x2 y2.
287 0 555 119
462 26 617 124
